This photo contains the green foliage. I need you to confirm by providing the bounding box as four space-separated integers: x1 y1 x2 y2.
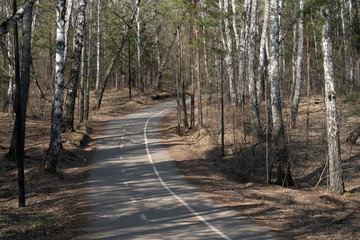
343 191 355 197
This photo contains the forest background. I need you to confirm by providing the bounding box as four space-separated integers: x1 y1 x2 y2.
0 0 360 239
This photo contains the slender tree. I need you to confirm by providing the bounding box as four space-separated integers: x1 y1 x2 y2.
248 0 262 141
62 0 87 132
290 0 304 128
321 5 344 194
45 0 66 173
95 0 101 91
268 0 294 186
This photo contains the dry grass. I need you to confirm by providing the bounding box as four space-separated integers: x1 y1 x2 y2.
159 96 360 240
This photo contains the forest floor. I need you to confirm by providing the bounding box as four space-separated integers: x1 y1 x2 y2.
0 88 359 239
0 88 171 239
159 96 360 240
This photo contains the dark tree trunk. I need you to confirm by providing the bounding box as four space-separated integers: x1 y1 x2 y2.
8 3 34 161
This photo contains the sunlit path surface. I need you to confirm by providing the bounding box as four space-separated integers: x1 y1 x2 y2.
86 100 280 240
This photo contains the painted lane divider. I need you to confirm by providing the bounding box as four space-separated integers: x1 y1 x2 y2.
143 104 232 240
140 214 147 221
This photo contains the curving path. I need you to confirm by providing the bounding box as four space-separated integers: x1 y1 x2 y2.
86 100 280 240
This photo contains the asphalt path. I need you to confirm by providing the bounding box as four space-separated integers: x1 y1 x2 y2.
86 100 280 240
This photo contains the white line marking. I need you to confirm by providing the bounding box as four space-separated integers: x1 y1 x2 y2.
121 136 124 139
123 182 129 187
130 196 137 202
120 156 124 160
120 144 124 148
140 214 147 221
144 104 232 240
126 123 129 126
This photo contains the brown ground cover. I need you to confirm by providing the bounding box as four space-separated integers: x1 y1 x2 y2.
159 97 360 240
0 88 169 239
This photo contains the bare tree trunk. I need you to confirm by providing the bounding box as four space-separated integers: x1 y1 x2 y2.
178 23 188 130
85 0 93 121
3 33 15 114
45 0 66 173
95 0 101 91
248 0 262 141
321 6 344 194
62 0 87 132
257 0 270 105
189 14 195 129
268 0 293 187
194 0 202 130
223 0 237 104
290 0 304 128
136 1 144 92
238 0 250 106
8 2 34 160
64 0 74 64
80 35 87 123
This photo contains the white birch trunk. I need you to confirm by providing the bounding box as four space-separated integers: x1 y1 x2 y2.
268 0 293 186
62 0 87 131
321 7 344 194
257 0 270 105
248 0 262 140
95 0 101 91
64 0 74 64
136 1 144 92
238 0 250 106
45 0 66 173
223 0 237 104
200 0 209 80
85 0 93 121
290 0 304 128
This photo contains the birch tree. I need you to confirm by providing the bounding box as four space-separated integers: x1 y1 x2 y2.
248 0 262 141
257 0 269 105
268 0 293 186
45 0 66 173
290 0 304 128
136 0 144 92
63 0 74 64
321 5 344 194
95 0 101 91
62 0 87 131
222 0 237 105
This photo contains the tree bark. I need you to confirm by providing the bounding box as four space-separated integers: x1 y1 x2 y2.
178 23 188 130
62 0 87 132
85 0 94 121
257 0 270 105
248 0 262 141
136 1 144 92
194 0 202 130
64 0 74 64
45 0 66 173
321 6 344 194
95 0 101 91
8 2 34 160
290 0 304 128
223 0 237 105
268 0 294 187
